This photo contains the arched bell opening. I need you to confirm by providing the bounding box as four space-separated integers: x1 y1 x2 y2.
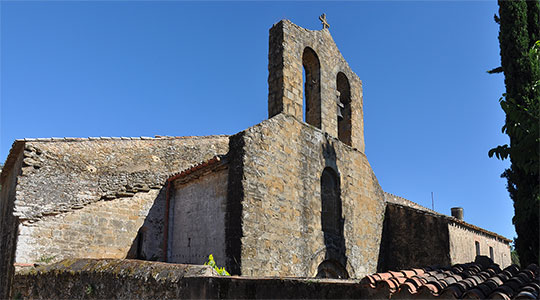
302 47 322 128
337 72 352 146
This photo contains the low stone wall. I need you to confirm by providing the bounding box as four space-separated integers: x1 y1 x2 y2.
12 259 372 299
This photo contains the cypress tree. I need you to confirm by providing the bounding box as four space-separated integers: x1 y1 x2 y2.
489 0 540 265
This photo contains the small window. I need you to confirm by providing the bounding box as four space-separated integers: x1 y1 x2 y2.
475 241 480 256
489 246 494 260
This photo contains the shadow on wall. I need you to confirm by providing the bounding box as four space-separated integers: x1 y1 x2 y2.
318 140 348 279
126 187 167 262
377 204 451 272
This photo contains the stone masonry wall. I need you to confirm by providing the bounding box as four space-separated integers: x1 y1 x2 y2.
0 142 24 299
12 136 228 221
377 203 451 272
16 189 160 263
268 20 365 152
230 113 385 278
448 222 511 268
1 136 229 269
12 258 372 299
169 167 229 266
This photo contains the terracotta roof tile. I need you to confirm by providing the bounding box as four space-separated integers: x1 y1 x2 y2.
361 256 539 300
411 268 425 275
400 270 416 278
167 155 227 183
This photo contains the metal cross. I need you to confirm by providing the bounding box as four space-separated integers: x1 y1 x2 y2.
319 14 330 29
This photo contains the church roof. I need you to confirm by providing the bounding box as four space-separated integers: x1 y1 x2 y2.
167 155 228 184
0 135 228 182
361 257 539 299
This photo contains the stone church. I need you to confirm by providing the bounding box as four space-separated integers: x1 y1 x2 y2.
0 18 510 297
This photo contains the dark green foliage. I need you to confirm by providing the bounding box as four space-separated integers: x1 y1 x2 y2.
489 0 540 266
511 240 521 267
511 250 520 266
527 1 540 45
487 66 503 74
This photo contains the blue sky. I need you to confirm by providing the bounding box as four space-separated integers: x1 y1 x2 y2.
1 1 514 239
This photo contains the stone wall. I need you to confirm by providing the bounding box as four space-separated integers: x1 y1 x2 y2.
0 135 229 298
228 113 385 278
0 142 24 299
377 203 451 272
448 222 511 268
11 136 229 222
168 167 229 266
16 189 161 263
12 258 371 299
268 20 365 152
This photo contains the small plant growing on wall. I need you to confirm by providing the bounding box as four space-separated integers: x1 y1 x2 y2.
204 254 230 276
37 255 56 264
85 284 94 296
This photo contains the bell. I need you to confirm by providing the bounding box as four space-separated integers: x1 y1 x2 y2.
337 101 344 120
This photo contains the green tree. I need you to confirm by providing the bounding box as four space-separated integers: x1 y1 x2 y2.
510 239 521 267
489 0 540 266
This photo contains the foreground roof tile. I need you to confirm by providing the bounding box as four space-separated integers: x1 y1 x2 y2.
361 256 539 300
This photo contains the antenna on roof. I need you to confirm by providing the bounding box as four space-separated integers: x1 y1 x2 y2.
431 192 434 211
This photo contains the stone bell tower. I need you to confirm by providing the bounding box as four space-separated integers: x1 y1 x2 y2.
267 18 365 152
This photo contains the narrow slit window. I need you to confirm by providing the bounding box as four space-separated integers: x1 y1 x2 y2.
475 241 480 256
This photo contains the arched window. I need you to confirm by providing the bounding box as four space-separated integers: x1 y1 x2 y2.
337 72 352 146
302 47 321 128
321 168 342 236
319 167 347 279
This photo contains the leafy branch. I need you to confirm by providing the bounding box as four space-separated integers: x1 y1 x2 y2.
204 254 230 276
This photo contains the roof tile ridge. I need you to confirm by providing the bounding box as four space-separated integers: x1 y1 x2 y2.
386 202 442 219
16 134 229 143
448 218 512 243
154 134 229 139
167 154 227 182
384 191 438 214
